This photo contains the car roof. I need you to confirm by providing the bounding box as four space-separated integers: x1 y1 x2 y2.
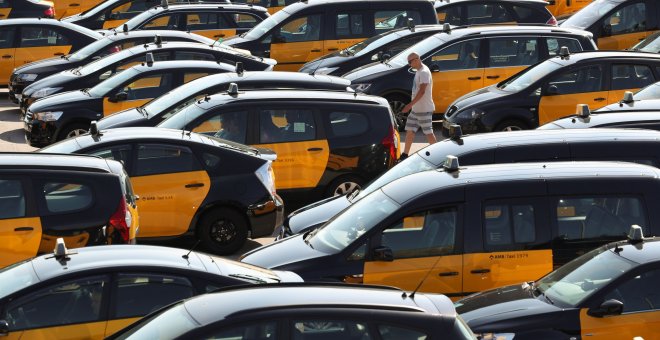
122 59 235 72
199 89 388 108
0 152 113 173
0 18 102 38
104 29 213 43
597 99 660 113
604 237 660 265
174 71 351 90
546 50 660 67
435 0 548 6
430 25 589 42
182 284 456 326
122 41 252 58
282 0 433 13
382 161 660 204
150 3 268 12
546 112 660 128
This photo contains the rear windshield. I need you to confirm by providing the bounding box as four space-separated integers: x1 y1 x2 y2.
562 0 618 29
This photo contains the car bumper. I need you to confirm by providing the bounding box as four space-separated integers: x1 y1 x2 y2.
24 117 57 147
247 193 284 238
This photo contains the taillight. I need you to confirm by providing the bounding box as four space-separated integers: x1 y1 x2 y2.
44 7 55 18
108 198 131 243
381 125 398 162
546 16 558 26
255 161 277 196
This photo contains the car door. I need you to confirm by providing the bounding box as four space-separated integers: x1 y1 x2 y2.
103 71 175 116
325 10 369 55
0 26 15 85
55 0 100 19
538 64 609 125
14 26 72 67
270 13 324 71
425 39 484 114
104 0 159 29
139 12 180 31
484 36 539 88
0 0 11 20
0 177 41 268
363 206 464 298
608 63 656 104
184 12 236 41
2 275 109 340
597 1 650 50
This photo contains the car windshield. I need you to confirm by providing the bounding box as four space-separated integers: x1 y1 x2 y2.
345 30 403 57
632 32 660 52
143 76 218 116
112 301 198 340
88 68 140 97
390 35 446 68
38 136 80 153
355 153 435 200
309 190 399 253
122 7 160 31
535 246 637 307
79 49 133 75
634 82 660 100
243 9 288 40
498 59 564 92
158 100 207 127
68 37 115 61
562 0 619 29
0 260 39 298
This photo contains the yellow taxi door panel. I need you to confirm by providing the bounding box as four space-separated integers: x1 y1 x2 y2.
103 98 152 116
463 250 552 294
538 91 609 125
324 38 364 55
608 88 641 105
547 0 591 17
0 8 10 19
271 41 323 71
267 6 284 15
18 321 107 340
131 170 210 237
103 19 128 30
257 140 329 190
56 0 99 19
483 66 525 87
14 46 71 66
0 217 42 268
0 47 15 85
193 29 237 40
598 31 650 50
432 68 484 114
580 309 660 340
105 318 141 337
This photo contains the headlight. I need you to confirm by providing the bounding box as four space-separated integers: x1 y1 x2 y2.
34 111 63 122
17 73 38 82
456 107 485 119
313 66 339 75
255 161 276 196
350 83 372 93
475 333 516 340
32 87 63 98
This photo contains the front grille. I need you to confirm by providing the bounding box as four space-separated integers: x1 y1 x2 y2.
446 105 458 117
25 111 33 121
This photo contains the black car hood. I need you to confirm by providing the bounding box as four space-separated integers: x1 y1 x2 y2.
287 194 351 235
96 108 147 129
14 56 70 74
596 99 660 112
23 71 78 97
29 90 95 113
343 61 399 81
241 233 328 269
299 53 349 73
447 86 508 114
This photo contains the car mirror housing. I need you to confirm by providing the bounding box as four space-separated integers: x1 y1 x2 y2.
546 84 559 95
373 246 394 262
110 91 128 102
0 320 8 336
587 299 624 318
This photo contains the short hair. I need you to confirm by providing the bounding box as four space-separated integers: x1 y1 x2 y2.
408 52 420 59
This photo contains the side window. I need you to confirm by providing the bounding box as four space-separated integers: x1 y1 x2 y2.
20 27 70 47
437 5 462 25
546 38 583 57
5 276 106 331
0 180 25 219
388 34 427 56
466 4 512 25
43 182 93 213
328 111 368 138
483 203 536 250
190 110 248 144
555 197 647 240
88 144 132 167
611 64 655 91
142 14 179 30
380 207 457 259
114 274 194 319
603 2 646 36
336 13 364 39
278 14 322 42
488 37 538 67
511 5 536 21
184 72 210 83
426 40 480 71
186 13 228 31
378 325 428 340
235 14 259 29
135 144 202 176
292 320 372 339
174 51 216 61
546 65 604 95
109 0 156 20
374 10 422 33
259 109 315 143
202 321 277 339
603 268 660 313
0 27 14 49
122 73 173 100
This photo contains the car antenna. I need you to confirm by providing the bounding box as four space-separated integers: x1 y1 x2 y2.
182 240 201 260
404 251 446 299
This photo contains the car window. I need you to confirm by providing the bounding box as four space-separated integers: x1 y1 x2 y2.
380 206 457 259
235 13 260 29
602 268 660 313
202 321 277 339
546 38 583 57
511 5 537 21
277 14 322 43
293 320 372 339
259 109 315 143
122 73 174 100
466 3 512 25
336 13 365 39
141 14 179 30
0 26 14 49
488 37 538 67
190 110 248 144
328 111 368 137
483 203 536 250
546 65 604 95
437 5 462 25
43 182 93 213
388 34 428 57
603 2 645 35
0 179 25 219
610 64 655 91
186 13 228 31
114 274 194 319
114 51 170 74
135 144 202 176
378 324 428 340
5 276 107 331
88 145 132 168
175 50 217 61
426 39 480 71
110 0 156 20
556 196 648 240
375 10 422 34
20 27 70 47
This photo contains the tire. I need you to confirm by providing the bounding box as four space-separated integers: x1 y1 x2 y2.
197 208 249 255
494 119 527 132
326 175 364 197
386 94 410 132
58 122 89 141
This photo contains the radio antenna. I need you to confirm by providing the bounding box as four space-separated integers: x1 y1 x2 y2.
182 240 201 260
405 248 447 299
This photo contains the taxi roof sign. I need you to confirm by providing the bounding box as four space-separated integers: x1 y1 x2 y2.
576 104 590 118
559 46 570 60
443 155 459 172
628 225 644 243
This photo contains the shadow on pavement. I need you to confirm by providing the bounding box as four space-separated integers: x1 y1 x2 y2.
0 128 27 145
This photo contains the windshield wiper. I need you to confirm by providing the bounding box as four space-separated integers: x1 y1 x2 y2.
228 273 268 284
135 106 148 117
533 285 554 305
71 67 82 76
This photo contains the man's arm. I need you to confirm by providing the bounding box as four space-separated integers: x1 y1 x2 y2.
402 83 428 113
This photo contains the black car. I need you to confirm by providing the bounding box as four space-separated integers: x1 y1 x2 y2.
108 283 476 340
299 24 444 77
276 127 660 239
96 71 351 130
0 243 302 339
538 109 660 131
0 0 55 19
25 60 236 147
435 0 557 26
20 41 276 112
9 30 214 104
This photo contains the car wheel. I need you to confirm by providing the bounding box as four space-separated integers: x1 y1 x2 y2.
58 122 89 141
494 119 527 132
326 175 364 197
198 208 248 255
386 94 410 131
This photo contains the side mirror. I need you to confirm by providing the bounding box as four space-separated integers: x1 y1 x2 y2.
110 91 128 102
0 320 8 336
372 246 394 262
602 23 612 37
547 84 559 95
430 64 440 72
587 299 624 318
272 34 286 43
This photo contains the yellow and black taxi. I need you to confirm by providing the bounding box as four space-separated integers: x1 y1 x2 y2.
443 51 660 134
344 25 596 127
560 0 659 50
97 2 269 41
25 59 235 146
546 0 594 18
539 108 660 130
0 0 55 19
631 30 660 52
277 127 660 240
41 127 282 255
0 19 102 86
20 41 275 111
242 159 660 299
435 0 557 26
236 0 297 15
96 71 351 129
61 0 162 30
457 225 659 340
0 153 138 269
0 243 302 339
299 24 445 76
108 283 476 339
222 0 439 71
54 0 103 19
9 30 214 104
596 80 660 112
157 88 400 201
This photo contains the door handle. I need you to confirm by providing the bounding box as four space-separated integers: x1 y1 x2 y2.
0 14 5 17
311 49 321 52
486 75 500 79
307 147 323 151
214 34 226 38
70 3 80 6
185 183 205 188
594 97 606 102
467 76 481 80
327 48 339 51
470 269 491 274
438 271 459 277
53 52 65 56
14 227 34 232
2 55 11 59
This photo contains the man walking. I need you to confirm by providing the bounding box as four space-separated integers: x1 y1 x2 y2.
400 52 436 160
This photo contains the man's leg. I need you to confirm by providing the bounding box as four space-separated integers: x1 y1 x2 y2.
420 111 436 145
402 111 419 157
403 131 415 155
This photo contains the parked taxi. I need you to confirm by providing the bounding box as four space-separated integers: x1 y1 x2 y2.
54 0 103 19
546 0 594 18
596 81 660 112
0 0 55 19
539 108 660 131
61 0 161 29
435 0 557 26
